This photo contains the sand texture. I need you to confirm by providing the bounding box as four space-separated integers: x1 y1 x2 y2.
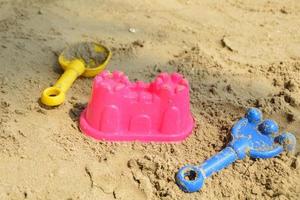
62 42 108 68
0 0 299 199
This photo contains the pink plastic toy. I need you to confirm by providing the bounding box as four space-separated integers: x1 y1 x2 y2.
79 70 194 142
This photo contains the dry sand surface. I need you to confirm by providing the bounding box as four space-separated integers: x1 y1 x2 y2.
0 0 300 199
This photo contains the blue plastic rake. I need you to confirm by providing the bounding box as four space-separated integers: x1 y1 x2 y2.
176 108 296 193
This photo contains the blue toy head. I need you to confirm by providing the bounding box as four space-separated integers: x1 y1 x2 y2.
233 108 292 159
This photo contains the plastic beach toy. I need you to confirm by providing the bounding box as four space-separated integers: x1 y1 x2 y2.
80 71 194 142
176 108 297 193
41 42 111 106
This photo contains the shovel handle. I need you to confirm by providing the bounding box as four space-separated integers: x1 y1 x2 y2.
176 147 238 192
41 60 85 106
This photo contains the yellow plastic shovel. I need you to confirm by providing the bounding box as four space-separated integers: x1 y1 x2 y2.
41 42 111 106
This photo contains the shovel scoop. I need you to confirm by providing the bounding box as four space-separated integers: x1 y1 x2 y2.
41 42 111 106
176 108 297 193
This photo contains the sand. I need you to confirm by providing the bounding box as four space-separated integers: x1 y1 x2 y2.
0 0 300 199
63 42 108 68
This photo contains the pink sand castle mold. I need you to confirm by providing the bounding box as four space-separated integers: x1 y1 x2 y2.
79 70 194 142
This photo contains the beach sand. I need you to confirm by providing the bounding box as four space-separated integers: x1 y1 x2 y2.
0 0 299 199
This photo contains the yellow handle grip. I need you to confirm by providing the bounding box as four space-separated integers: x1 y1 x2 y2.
41 60 85 106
